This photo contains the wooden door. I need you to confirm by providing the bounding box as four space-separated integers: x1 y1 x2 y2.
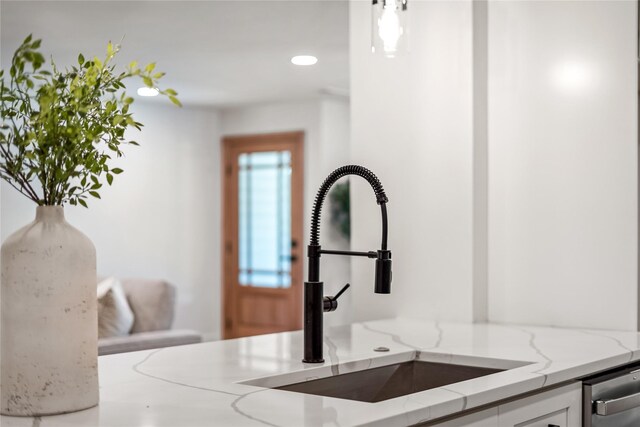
222 132 304 339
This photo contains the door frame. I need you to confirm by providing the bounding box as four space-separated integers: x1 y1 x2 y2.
221 131 304 339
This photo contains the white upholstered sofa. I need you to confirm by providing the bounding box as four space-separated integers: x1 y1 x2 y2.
98 279 202 356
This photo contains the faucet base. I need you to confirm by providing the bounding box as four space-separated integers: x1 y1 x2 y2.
303 281 324 363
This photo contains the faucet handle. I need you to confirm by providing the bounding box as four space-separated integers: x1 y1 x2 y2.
323 283 350 312
334 283 350 300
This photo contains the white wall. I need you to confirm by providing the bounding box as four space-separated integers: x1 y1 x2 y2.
349 0 477 323
487 0 638 330
220 97 352 327
4 0 636 337
1 103 222 337
350 0 637 331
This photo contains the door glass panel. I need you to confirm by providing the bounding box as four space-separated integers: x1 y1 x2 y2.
238 151 292 288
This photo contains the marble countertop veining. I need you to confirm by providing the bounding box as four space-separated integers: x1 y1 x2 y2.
3 318 640 427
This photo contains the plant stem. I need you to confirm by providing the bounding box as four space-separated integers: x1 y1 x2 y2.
0 144 41 202
0 166 39 203
3 179 38 203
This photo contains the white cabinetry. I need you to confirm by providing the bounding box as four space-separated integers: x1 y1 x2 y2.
498 382 581 427
432 382 581 427
435 408 498 426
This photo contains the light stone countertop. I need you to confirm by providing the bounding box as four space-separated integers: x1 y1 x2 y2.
2 317 640 427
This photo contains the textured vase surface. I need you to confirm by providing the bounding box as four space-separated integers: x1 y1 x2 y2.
1 206 99 416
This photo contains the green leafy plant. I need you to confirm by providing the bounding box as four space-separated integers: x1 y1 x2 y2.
329 180 350 240
0 35 181 207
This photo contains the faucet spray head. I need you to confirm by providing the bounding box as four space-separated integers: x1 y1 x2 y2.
374 250 392 294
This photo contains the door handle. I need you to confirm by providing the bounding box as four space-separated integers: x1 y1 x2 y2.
286 240 299 263
594 391 640 416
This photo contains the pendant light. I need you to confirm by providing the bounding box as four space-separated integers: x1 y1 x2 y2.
372 0 409 58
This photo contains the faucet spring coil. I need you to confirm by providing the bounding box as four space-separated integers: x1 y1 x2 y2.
310 165 388 246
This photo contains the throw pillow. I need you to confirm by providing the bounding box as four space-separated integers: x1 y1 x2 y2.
97 277 135 339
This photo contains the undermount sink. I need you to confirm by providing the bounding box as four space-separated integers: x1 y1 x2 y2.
275 360 504 403
241 352 531 404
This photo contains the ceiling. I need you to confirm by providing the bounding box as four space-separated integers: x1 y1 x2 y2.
0 0 349 108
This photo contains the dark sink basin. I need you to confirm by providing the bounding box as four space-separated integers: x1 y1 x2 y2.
275 360 503 403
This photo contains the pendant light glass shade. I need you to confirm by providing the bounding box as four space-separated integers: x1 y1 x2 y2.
372 0 409 58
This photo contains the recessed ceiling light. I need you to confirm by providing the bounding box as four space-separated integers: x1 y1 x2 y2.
137 87 159 97
291 55 318 66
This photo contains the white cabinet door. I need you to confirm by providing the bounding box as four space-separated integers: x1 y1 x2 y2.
497 382 582 427
430 382 581 427
435 407 498 426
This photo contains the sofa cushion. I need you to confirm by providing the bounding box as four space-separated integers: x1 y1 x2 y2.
120 279 176 333
98 330 202 356
97 277 135 338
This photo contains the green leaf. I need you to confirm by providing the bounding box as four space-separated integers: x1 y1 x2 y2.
89 191 101 199
78 53 85 65
145 62 156 73
169 95 182 107
111 167 124 174
106 173 113 185
78 199 88 208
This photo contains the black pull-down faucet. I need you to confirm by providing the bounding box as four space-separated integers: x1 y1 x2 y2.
303 165 392 363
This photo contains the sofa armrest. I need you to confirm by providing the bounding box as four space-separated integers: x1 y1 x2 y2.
98 330 202 356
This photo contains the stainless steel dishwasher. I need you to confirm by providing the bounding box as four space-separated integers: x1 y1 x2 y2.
583 364 640 426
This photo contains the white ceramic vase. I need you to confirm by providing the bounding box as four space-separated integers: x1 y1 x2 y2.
1 206 99 416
